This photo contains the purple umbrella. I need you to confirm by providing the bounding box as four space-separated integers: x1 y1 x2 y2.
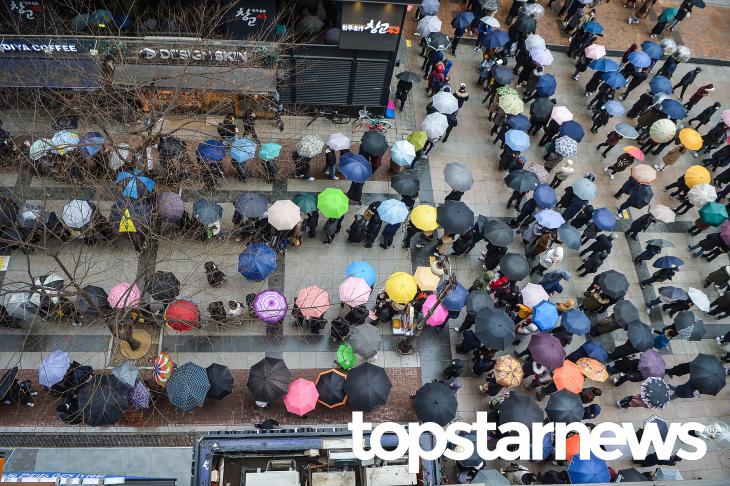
157 192 184 223
639 349 666 378
253 290 288 323
528 332 566 370
129 380 151 409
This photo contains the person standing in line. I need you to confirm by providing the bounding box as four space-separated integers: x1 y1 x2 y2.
454 83 470 108
640 265 680 287
323 147 339 180
666 3 692 31
577 250 608 276
451 24 465 56
441 111 459 143
620 68 649 100
550 160 574 189
625 212 656 240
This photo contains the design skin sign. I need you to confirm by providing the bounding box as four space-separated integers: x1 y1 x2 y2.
339 1 404 52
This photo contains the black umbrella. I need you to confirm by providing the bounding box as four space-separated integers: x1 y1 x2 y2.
627 185 653 209
673 311 705 341
499 253 529 281
360 131 388 156
76 285 109 318
545 390 584 423
158 136 187 162
505 170 540 193
344 363 392 412
425 32 451 51
627 321 653 351
78 375 129 427
480 219 513 246
247 357 291 402
475 308 515 350
391 173 420 197
437 201 474 234
514 15 537 34
0 367 18 400
613 299 638 329
396 71 421 83
530 97 554 120
413 382 458 426
498 392 544 429
206 363 234 400
492 65 514 85
644 415 669 439
316 369 347 408
689 353 726 395
596 270 629 299
467 290 494 316
147 271 180 301
617 468 649 482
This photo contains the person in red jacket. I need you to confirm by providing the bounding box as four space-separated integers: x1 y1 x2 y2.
684 84 715 112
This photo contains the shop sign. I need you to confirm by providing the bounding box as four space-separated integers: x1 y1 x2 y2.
138 47 247 63
226 0 276 40
340 2 404 51
0 40 81 53
4 0 42 21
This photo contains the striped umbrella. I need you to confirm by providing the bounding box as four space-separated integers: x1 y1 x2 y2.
253 290 288 323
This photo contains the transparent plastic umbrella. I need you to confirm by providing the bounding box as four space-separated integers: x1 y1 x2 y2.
416 15 442 37
422 113 448 138
432 91 459 114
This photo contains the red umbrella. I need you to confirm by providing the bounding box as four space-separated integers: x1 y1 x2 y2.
164 299 200 332
283 378 319 416
623 146 645 161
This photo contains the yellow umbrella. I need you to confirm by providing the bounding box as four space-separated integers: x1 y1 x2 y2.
684 165 711 188
414 266 440 291
410 204 439 231
678 128 703 151
576 358 609 382
498 94 524 115
385 272 418 304
494 355 523 387
406 131 428 151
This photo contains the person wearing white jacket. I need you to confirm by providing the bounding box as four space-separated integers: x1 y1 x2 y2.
530 246 564 277
550 160 574 189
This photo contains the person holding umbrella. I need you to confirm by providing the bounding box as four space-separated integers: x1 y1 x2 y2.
620 68 649 100
604 147 640 179
394 72 416 111
640 264 680 288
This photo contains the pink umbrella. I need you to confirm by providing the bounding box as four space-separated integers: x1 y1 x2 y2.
722 109 730 127
422 294 449 326
529 47 554 66
296 286 331 318
283 378 319 416
339 277 371 306
584 44 606 60
107 282 141 308
551 106 573 124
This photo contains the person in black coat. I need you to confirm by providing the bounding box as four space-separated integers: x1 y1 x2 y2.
510 197 539 228
323 216 344 244
570 205 594 229
625 213 656 239
395 79 413 112
302 211 319 238
689 102 721 130
346 181 365 206
590 108 611 134
443 359 465 379
330 317 350 342
635 241 663 264
363 201 383 248
499 147 519 171
323 147 338 179
626 91 653 119
346 214 367 243
456 329 481 354
704 144 730 171
538 119 560 146
588 84 615 111
445 189 464 201
584 70 604 96
481 243 508 270
673 67 702 99
620 69 649 100
581 233 615 256
452 226 481 256
577 250 608 277
640 266 679 287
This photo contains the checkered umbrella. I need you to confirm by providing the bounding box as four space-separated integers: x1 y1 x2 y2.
166 362 211 412
348 324 382 358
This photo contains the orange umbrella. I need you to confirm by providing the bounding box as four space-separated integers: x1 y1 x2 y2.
565 433 582 461
623 146 645 161
576 358 609 382
553 360 584 393
494 355 524 387
684 165 711 188
630 164 656 184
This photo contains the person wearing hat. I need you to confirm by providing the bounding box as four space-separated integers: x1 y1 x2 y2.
454 83 470 108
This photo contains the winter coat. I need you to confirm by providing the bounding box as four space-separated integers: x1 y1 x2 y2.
347 215 367 243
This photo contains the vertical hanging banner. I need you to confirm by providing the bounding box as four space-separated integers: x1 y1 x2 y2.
225 0 276 40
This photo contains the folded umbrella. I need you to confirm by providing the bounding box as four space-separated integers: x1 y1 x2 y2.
499 252 529 281
688 287 710 312
603 100 625 117
504 129 530 151
528 332 565 369
505 169 539 193
377 199 409 225
558 120 584 142
602 71 627 88
673 310 705 340
437 201 474 234
413 382 458 425
690 353 725 395
481 219 513 246
551 106 573 124
649 119 676 143
558 223 581 249
475 308 515 350
534 184 557 208
628 51 652 68
391 172 420 197
422 112 449 138
554 135 578 157
444 162 474 191
649 75 672 94
562 309 591 335
521 283 549 308
390 140 416 166
589 58 619 72
661 99 687 120
533 300 559 331
535 209 565 229
639 349 666 378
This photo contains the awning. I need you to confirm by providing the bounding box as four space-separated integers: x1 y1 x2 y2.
0 58 102 90
112 64 277 94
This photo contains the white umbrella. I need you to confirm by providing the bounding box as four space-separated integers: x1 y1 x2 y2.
391 140 416 166
676 45 691 62
326 133 351 151
109 143 131 170
295 135 325 158
62 199 94 229
480 15 500 28
422 113 448 138
29 139 53 161
521 283 549 308
432 91 459 114
524 34 546 51
416 15 442 37
687 287 710 312
660 38 677 56
524 3 545 16
529 47 554 66
267 200 301 231
687 183 717 207
649 204 675 223
649 119 676 143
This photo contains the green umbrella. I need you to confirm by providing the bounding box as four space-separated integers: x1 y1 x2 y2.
497 86 519 97
293 193 317 213
317 188 349 219
337 344 357 370
699 202 728 227
658 7 678 22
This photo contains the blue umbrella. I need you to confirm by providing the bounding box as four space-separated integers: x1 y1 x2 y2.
197 139 226 162
506 114 530 131
653 256 684 269
649 75 672 94
603 100 625 116
481 29 509 49
437 280 468 311
583 340 608 362
558 120 584 142
422 0 440 15
339 152 372 183
592 207 617 230
582 21 604 34
259 142 282 161
588 58 619 72
452 11 475 29
533 301 558 331
230 137 257 163
80 132 104 157
377 199 409 225
567 453 611 484
234 193 267 217
641 41 663 60
193 198 223 224
504 129 530 151
659 286 689 300
535 209 565 229
535 74 557 97
660 99 687 120
628 50 652 68
534 184 557 208
558 223 581 250
115 169 155 200
561 309 591 335
602 71 627 88
238 243 277 281
346 261 377 287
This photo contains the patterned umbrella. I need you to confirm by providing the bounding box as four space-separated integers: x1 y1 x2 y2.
51 130 79 154
525 162 549 183
295 135 325 158
348 324 382 358
639 350 665 378
497 86 519 97
157 192 184 222
153 352 174 386
494 355 523 387
554 136 578 157
129 380 151 409
167 362 210 411
296 286 330 318
687 183 716 207
248 357 291 402
673 310 705 341
377 199 410 224
499 95 524 115
107 282 141 308
576 358 609 382
253 290 288 323
29 138 54 161
640 377 671 409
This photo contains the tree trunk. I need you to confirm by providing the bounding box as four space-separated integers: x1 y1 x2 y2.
118 323 141 350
